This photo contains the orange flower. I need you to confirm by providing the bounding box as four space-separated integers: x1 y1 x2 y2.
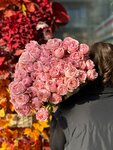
4 10 15 18
26 3 35 12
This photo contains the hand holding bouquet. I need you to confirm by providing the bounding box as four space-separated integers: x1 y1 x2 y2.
9 37 98 121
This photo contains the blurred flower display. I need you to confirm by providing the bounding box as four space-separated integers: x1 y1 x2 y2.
0 0 70 79
0 0 69 149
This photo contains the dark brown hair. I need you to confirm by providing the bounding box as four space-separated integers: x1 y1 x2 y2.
89 42 113 85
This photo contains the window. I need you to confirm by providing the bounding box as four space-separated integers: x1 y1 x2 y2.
65 6 88 28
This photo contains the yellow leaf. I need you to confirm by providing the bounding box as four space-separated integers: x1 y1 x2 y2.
30 130 40 141
0 119 9 128
38 120 50 128
24 128 40 141
24 128 32 136
1 142 8 149
33 123 44 132
21 3 26 15
0 108 5 117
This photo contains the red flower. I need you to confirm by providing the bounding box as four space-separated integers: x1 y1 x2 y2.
52 2 70 25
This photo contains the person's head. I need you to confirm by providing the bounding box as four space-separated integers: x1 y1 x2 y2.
89 42 113 85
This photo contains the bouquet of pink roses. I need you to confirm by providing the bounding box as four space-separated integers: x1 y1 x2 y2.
9 37 98 121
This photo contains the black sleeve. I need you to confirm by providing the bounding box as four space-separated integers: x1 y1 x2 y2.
59 80 102 109
50 115 66 150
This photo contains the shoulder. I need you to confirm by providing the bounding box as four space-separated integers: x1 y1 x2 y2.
59 80 102 110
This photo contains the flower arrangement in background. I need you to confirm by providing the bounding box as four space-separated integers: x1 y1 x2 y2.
0 1 70 149
9 37 98 121
0 0 70 79
0 79 50 150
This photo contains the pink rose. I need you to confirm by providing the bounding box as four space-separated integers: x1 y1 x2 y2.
33 79 44 90
33 61 43 72
36 107 49 121
9 81 26 95
57 60 66 73
32 97 42 110
79 60 86 70
10 96 20 107
70 51 84 61
64 66 79 78
63 37 79 53
86 59 95 70
50 93 62 104
16 94 30 106
50 57 59 67
43 73 51 81
30 47 41 59
42 63 50 73
14 68 27 81
41 44 47 50
19 52 36 64
57 84 68 96
22 76 32 87
49 67 60 78
72 61 80 68
37 89 51 102
30 72 39 81
25 64 34 72
15 104 31 116
26 86 37 97
17 63 34 73
41 48 51 58
54 47 65 58
41 44 50 52
79 70 87 83
87 69 98 80
45 80 57 93
25 41 41 59
57 76 64 85
79 43 89 55
46 38 62 50
37 72 50 82
39 56 50 64
66 77 80 92
25 40 41 51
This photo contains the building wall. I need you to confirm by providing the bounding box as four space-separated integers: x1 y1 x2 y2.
53 0 112 44
93 0 113 43
54 0 93 43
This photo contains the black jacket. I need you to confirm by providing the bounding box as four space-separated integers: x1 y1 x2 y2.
50 81 113 150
